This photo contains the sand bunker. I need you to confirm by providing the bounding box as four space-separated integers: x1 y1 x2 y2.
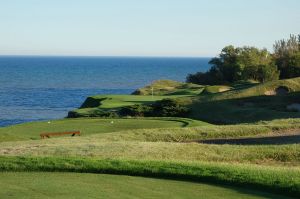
265 86 290 96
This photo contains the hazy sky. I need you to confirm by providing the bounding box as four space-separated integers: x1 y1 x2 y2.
0 0 299 57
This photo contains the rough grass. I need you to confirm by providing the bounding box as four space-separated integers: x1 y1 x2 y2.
0 138 299 166
0 156 299 197
0 172 290 199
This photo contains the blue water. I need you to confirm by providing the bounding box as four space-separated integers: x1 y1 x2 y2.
0 56 210 126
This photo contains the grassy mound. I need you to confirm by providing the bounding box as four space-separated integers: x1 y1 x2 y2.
132 79 204 96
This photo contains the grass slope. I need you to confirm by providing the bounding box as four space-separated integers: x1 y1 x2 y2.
189 77 300 123
0 172 289 199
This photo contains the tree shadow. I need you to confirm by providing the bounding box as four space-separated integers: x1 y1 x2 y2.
191 91 300 124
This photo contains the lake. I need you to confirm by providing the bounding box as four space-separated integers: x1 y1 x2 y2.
0 56 210 126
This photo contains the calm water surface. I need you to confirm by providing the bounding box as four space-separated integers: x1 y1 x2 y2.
0 56 210 126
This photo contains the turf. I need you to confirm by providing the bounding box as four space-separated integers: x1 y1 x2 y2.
0 157 299 197
0 117 208 142
0 172 291 199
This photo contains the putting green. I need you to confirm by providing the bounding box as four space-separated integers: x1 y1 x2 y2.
0 172 292 199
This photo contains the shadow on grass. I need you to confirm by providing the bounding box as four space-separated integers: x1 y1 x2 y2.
199 134 300 145
190 92 300 124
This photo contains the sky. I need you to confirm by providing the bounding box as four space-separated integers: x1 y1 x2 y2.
0 0 299 57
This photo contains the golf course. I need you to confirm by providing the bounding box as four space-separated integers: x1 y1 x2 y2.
0 77 299 198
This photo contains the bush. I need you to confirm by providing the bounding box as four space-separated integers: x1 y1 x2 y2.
89 109 118 118
119 104 153 117
152 99 190 117
119 99 189 117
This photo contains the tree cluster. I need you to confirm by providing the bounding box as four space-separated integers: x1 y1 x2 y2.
273 34 300 78
187 34 300 85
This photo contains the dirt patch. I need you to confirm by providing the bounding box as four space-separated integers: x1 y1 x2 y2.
265 86 290 96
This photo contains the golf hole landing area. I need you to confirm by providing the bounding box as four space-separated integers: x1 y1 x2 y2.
0 172 293 199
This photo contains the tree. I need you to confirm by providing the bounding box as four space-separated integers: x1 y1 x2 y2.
273 34 300 78
187 45 279 85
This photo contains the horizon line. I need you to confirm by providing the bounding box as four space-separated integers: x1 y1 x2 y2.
0 54 213 59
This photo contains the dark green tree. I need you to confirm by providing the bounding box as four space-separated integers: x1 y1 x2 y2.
187 46 279 85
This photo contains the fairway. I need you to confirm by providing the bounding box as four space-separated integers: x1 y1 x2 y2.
0 172 293 199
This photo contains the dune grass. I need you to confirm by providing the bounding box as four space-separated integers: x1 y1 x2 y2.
0 172 291 199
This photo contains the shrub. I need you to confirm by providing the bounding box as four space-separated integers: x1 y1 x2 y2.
119 104 153 117
151 99 190 117
119 99 189 117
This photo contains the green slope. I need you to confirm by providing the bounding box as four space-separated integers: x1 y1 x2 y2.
189 77 300 123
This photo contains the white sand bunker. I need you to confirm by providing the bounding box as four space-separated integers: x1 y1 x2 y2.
265 86 290 96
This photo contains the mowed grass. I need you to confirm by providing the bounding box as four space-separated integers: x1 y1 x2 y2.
0 157 299 197
0 118 208 142
0 172 291 199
